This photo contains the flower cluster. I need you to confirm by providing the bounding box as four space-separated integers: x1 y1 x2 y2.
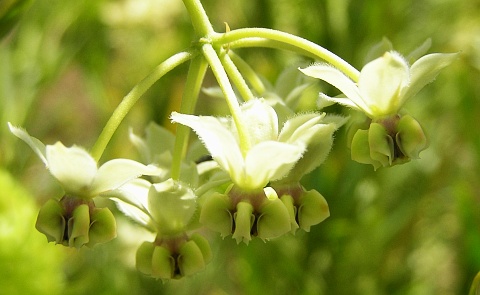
8 33 456 280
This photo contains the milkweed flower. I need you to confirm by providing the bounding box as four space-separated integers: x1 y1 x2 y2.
171 98 337 243
8 123 160 247
300 51 457 169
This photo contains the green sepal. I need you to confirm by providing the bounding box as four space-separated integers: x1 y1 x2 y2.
256 198 291 240
35 198 66 244
280 194 299 232
68 204 90 248
178 240 205 277
136 241 155 275
151 245 175 279
232 201 254 244
199 193 233 238
396 114 428 159
297 189 330 232
86 207 117 247
368 122 394 168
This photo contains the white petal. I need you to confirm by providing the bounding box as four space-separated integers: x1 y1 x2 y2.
241 141 304 189
278 114 323 144
171 112 243 178
318 93 360 110
46 142 97 195
240 99 279 144
300 65 372 114
90 159 161 196
108 179 152 228
402 52 458 104
8 123 47 165
358 51 409 115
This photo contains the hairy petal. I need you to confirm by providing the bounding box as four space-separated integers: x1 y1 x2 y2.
8 123 47 165
402 52 459 103
358 51 409 115
300 65 371 114
171 112 243 180
46 143 97 195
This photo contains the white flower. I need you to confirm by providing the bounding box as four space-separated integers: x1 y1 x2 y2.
8 123 160 199
300 51 458 117
171 98 331 190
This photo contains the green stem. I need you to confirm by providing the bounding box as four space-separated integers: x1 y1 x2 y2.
182 0 214 37
212 28 360 82
91 50 195 161
229 51 266 95
171 56 208 180
201 43 251 153
219 49 255 101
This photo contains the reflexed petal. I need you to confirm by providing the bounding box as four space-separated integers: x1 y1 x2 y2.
171 112 243 178
402 52 458 104
108 179 152 228
300 65 371 114
240 99 278 144
278 113 321 143
90 159 160 196
318 93 360 110
8 123 47 165
358 51 409 115
46 143 97 195
242 141 304 189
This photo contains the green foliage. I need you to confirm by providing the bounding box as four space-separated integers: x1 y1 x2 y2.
0 168 64 295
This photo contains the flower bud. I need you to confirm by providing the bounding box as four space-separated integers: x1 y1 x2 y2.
256 198 291 240
395 114 427 159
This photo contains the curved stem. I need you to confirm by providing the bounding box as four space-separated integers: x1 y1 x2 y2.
182 0 214 36
201 43 251 153
219 49 255 101
91 50 195 161
213 28 360 82
229 51 266 95
171 56 208 180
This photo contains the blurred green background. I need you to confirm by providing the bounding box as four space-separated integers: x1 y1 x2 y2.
1 0 479 294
